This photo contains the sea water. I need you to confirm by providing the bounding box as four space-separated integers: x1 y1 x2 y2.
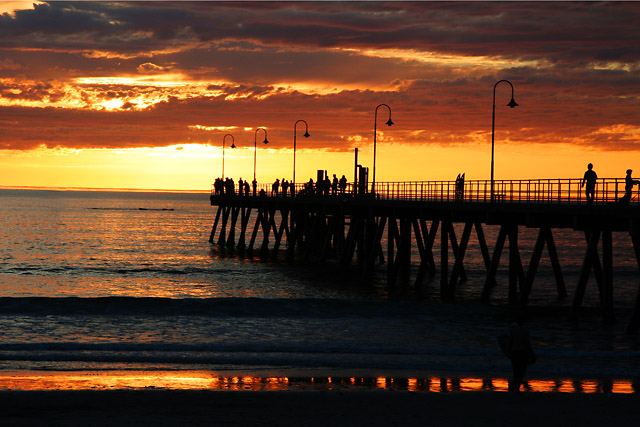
0 189 639 391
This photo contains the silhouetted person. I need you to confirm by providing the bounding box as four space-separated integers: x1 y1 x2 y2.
621 169 640 205
338 175 347 194
252 179 257 196
225 178 235 195
282 179 289 196
581 163 597 205
272 178 280 196
238 178 244 196
244 181 249 195
319 177 330 196
332 174 338 195
455 173 465 200
305 178 314 194
502 315 535 392
214 178 224 195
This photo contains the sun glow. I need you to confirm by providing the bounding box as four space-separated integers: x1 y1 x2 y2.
0 1 44 15
75 75 193 87
345 47 546 70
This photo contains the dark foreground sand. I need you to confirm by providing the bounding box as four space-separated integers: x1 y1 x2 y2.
0 390 638 427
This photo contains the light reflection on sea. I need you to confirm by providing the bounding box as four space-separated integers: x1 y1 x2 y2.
0 371 635 394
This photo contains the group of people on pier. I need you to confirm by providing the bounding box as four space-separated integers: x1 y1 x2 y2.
213 173 349 197
296 174 349 196
581 164 640 205
213 177 256 196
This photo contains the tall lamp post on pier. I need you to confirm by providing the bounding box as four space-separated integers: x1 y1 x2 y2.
372 103 394 194
490 79 518 202
222 133 235 180
253 127 269 187
293 119 310 195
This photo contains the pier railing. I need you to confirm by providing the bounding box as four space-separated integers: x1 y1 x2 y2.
212 178 640 206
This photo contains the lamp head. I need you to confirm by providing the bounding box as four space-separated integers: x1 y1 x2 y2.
231 143 236 149
507 98 518 108
263 138 269 145
303 131 310 138
386 117 394 126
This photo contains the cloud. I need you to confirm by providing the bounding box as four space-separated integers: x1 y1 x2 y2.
0 1 638 153
136 62 171 74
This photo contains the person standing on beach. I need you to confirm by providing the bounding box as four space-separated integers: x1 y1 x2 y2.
581 163 597 205
501 316 535 392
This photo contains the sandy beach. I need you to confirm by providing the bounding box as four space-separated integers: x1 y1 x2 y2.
1 389 639 427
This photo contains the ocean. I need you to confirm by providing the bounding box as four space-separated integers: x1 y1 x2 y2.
0 189 639 393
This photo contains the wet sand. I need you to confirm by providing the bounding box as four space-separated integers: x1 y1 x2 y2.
1 389 639 427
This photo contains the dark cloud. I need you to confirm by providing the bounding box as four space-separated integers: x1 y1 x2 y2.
0 1 639 153
1 2 638 64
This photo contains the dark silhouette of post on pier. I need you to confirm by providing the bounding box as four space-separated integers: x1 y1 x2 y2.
293 120 310 196
490 80 518 202
372 103 394 194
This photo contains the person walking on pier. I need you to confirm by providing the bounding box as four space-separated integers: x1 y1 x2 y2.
581 163 597 205
238 178 244 196
620 169 640 205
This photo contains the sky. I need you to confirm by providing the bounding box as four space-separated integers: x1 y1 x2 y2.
1 1 639 191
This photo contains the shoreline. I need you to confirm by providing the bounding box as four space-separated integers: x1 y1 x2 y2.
1 389 639 427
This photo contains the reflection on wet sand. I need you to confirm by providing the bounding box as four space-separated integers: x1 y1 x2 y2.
0 371 636 394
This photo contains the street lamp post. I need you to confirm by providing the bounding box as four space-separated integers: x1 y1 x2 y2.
490 80 518 202
293 119 310 195
253 127 269 193
222 133 235 180
372 103 394 194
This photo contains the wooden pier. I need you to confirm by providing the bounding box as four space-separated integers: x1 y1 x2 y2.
209 178 640 332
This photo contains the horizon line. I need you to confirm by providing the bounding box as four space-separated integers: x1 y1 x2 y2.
0 185 210 194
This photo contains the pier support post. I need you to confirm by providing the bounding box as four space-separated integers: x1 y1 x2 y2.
440 219 449 299
414 219 438 288
627 234 640 333
236 207 252 250
217 206 231 246
507 224 525 304
601 229 615 325
208 206 223 243
481 225 508 302
572 229 601 315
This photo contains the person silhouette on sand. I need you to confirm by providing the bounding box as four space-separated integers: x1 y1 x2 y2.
581 163 597 205
499 314 535 392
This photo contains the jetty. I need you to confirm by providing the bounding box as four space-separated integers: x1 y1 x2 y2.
209 177 640 332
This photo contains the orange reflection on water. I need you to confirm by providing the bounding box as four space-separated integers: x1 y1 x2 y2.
556 380 576 393
611 381 634 394
491 378 510 392
0 372 635 394
458 378 484 392
581 380 601 393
